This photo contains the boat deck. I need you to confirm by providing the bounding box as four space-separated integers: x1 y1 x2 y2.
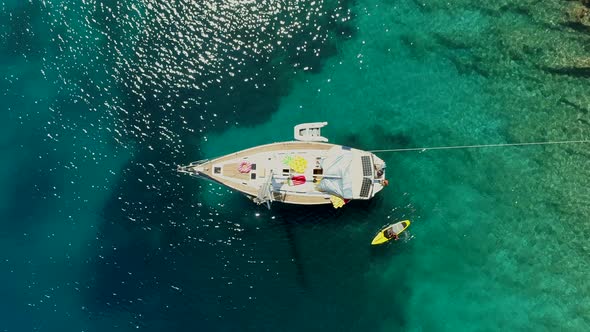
181 140 386 206
190 142 335 205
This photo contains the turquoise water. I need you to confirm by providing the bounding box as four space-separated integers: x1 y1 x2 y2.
2 0 590 331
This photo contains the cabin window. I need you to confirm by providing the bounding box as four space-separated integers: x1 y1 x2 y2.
282 168 290 174
214 167 221 174
251 164 256 170
250 173 257 180
313 168 323 175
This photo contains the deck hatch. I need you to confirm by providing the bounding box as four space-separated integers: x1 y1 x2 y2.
361 156 372 177
360 178 372 198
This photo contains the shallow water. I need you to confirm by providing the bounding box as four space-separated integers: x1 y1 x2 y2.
2 0 590 331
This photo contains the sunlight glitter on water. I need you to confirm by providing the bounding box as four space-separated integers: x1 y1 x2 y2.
4 0 590 331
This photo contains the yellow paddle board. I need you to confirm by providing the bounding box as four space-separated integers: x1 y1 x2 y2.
371 220 411 245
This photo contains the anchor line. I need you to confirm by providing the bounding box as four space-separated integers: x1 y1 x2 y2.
368 139 590 153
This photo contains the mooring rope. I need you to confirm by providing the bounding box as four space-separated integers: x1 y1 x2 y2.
368 139 590 153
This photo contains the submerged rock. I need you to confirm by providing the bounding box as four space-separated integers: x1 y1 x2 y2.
566 2 590 30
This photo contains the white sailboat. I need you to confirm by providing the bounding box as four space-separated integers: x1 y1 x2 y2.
178 122 388 208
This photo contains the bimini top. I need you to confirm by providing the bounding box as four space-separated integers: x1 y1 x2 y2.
317 146 354 199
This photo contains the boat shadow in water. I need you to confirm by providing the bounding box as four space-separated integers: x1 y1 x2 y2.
259 197 389 278
256 203 342 290
266 200 414 329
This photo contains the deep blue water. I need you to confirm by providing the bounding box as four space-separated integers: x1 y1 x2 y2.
2 0 590 331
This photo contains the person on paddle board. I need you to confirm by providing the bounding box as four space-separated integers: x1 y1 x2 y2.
385 227 399 240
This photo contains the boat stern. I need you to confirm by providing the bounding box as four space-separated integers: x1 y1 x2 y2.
371 153 388 195
351 150 388 200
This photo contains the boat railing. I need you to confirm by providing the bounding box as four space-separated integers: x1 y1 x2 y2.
177 159 209 177
254 170 274 209
189 159 209 166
